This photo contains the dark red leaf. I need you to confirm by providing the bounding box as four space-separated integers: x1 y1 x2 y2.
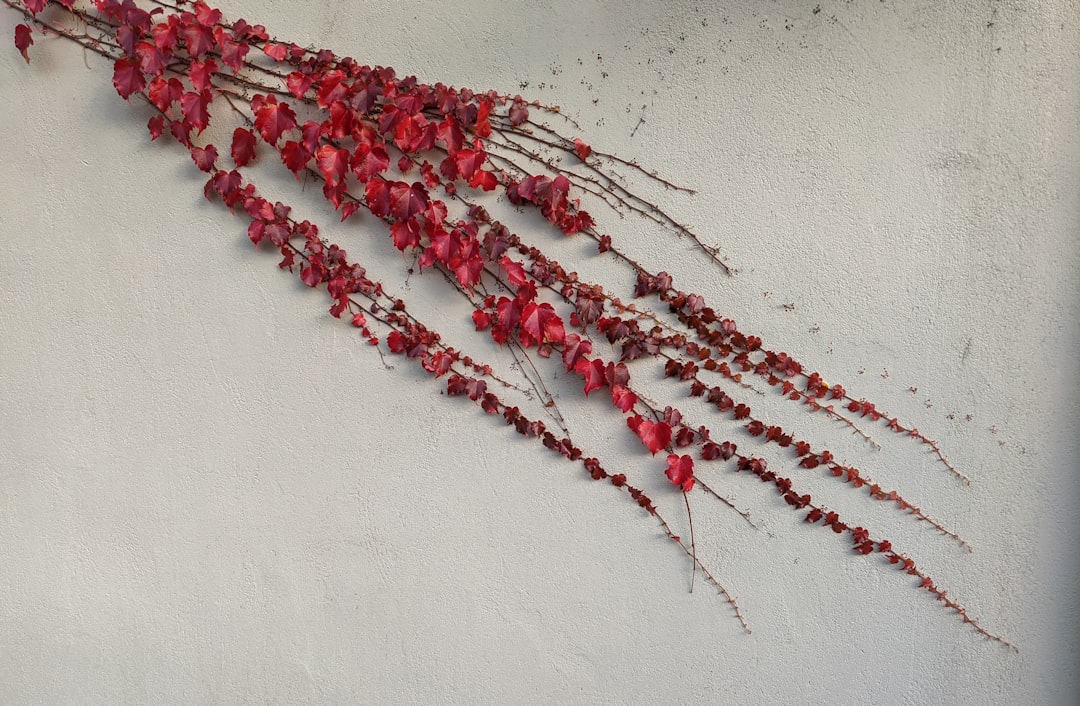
230 127 257 167
664 454 695 492
316 144 350 185
280 140 312 176
263 42 287 61
147 76 183 112
573 137 592 161
189 144 218 172
365 179 391 218
180 90 212 132
389 181 429 222
189 57 218 93
351 142 390 182
285 71 314 99
14 24 34 63
627 416 672 455
611 385 637 413
561 333 593 373
574 358 606 396
112 58 145 100
251 94 297 145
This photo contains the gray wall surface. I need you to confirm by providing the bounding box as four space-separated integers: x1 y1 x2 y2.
2 1 1077 704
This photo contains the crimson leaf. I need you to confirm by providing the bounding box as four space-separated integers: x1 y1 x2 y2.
664 454 695 492
627 416 672 455
230 127 257 167
112 58 145 99
15 24 33 64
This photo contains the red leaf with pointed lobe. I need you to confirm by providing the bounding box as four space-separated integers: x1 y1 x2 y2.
520 302 565 347
147 115 164 140
574 358 606 396
285 71 314 98
147 76 183 111
389 181 429 222
193 1 222 26
455 147 485 180
15 24 33 63
469 170 498 191
561 334 593 373
499 257 528 288
386 331 406 353
573 137 592 161
218 37 249 72
112 58 145 99
340 201 361 222
180 22 215 59
665 454 695 492
390 218 422 251
627 416 672 455
24 0 46 14
280 140 312 176
190 144 218 172
351 142 390 182
251 94 296 145
181 90 212 132
263 42 287 61
189 58 218 93
365 179 391 218
316 144 350 184
230 127 257 167
472 310 492 331
611 386 637 413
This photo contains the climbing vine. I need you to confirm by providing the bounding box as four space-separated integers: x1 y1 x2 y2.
8 0 1016 650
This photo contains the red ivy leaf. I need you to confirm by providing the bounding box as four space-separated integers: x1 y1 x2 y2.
218 37 249 73
499 257 529 288
574 358 606 396
24 0 46 14
664 454 695 492
147 76 183 112
14 24 33 63
316 144 350 185
469 170 498 191
389 218 422 251
280 140 312 176
189 144 218 172
230 127 257 167
180 22 215 59
365 179 391 218
573 137 592 161
472 309 492 331
147 115 164 140
285 71 314 99
340 201 361 222
112 58 146 100
627 416 672 455
180 90 212 133
611 385 637 413
189 58 218 93
520 301 565 347
263 41 287 61
455 146 485 180
251 94 297 145
389 181 429 222
351 142 390 182
561 333 592 372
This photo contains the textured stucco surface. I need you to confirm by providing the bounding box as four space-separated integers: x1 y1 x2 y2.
1 2 1077 704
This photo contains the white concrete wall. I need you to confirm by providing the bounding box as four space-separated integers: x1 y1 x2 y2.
2 1 1077 703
